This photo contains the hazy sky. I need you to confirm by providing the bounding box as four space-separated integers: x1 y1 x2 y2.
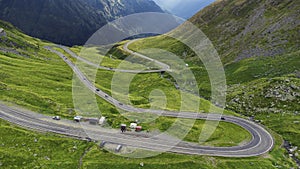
153 0 216 18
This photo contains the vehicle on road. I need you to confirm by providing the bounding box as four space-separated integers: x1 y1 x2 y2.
99 141 106 148
115 145 123 152
74 116 83 122
52 116 60 120
121 124 126 133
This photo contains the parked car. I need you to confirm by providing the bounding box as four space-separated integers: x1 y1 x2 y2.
74 116 83 122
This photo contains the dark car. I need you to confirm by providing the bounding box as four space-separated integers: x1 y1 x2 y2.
52 116 61 120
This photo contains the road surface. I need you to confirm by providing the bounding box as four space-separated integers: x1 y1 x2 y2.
0 102 273 157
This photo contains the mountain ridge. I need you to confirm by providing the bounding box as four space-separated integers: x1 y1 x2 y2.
0 0 164 46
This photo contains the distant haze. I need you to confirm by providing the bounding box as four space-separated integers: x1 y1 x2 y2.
153 0 216 19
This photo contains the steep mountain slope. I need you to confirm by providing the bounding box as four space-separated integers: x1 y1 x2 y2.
0 0 163 46
190 0 299 64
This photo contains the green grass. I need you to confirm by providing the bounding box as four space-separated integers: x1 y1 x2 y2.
0 119 92 169
0 47 75 117
225 51 300 84
184 120 252 147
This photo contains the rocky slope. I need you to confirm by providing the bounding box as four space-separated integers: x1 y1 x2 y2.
85 0 163 20
0 0 163 46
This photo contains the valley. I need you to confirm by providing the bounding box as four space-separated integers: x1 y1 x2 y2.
0 26 295 167
0 0 299 168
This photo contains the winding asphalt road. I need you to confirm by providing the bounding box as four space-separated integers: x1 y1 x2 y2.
0 42 274 157
58 41 169 74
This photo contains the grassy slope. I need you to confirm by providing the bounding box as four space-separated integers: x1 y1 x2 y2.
0 22 75 117
0 119 92 169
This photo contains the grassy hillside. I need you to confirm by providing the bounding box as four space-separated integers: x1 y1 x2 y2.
0 20 75 116
126 0 300 163
0 119 92 168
